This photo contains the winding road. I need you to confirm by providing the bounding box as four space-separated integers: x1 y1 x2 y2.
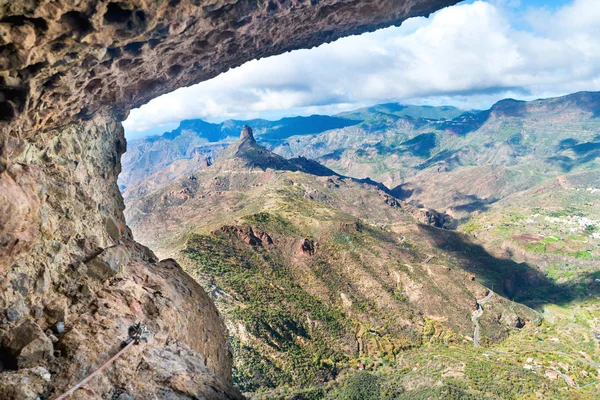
472 289 493 347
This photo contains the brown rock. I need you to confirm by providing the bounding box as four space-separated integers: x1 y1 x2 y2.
0 23 11 45
104 216 122 244
257 231 274 245
298 238 316 256
220 225 264 246
2 320 53 369
44 299 68 326
0 368 50 400
85 245 130 279
0 166 43 271
240 125 255 141
10 24 36 50
500 312 525 329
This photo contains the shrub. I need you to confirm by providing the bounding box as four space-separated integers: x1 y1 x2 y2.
336 372 381 400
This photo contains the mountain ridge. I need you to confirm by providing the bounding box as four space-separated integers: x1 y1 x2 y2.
122 91 600 195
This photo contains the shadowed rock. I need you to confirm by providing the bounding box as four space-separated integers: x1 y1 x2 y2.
1 320 53 369
240 125 255 141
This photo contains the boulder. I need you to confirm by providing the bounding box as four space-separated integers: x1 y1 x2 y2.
85 245 130 279
2 320 53 369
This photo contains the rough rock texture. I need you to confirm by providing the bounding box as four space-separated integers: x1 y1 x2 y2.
2 320 53 370
1 238 241 399
239 125 254 141
0 114 240 399
0 0 459 137
0 0 459 398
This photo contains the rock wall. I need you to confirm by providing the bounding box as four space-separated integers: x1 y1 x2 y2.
1 114 241 399
0 0 459 398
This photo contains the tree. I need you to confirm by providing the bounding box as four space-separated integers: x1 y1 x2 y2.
337 372 380 400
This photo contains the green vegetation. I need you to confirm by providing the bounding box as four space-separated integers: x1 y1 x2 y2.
179 208 600 399
243 212 299 235
183 231 349 391
258 338 598 399
335 372 380 400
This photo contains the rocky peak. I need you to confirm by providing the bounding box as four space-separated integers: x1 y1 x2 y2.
215 125 345 177
240 125 255 141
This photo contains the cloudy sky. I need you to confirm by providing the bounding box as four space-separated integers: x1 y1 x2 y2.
124 0 600 140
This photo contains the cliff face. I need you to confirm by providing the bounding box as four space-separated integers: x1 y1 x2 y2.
0 0 459 398
1 113 240 399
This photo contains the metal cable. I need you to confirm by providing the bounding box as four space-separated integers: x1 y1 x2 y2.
54 323 149 400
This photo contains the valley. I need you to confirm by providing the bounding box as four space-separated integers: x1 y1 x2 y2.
123 93 600 399
4 0 599 399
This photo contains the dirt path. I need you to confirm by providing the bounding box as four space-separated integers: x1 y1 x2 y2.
472 289 493 347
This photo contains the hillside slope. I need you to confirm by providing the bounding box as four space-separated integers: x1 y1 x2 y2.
125 128 590 398
275 92 600 221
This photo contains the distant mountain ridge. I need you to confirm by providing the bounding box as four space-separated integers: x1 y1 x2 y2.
120 103 474 189
122 91 600 223
146 114 362 143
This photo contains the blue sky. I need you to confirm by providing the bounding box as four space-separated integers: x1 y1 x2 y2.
124 0 599 140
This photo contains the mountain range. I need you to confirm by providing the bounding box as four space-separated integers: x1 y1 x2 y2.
122 92 600 399
122 92 600 220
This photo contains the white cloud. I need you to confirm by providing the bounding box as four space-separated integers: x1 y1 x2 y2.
124 0 600 138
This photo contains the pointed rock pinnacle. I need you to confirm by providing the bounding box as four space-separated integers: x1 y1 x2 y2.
241 125 255 141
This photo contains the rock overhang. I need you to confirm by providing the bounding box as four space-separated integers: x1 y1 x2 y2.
0 0 460 140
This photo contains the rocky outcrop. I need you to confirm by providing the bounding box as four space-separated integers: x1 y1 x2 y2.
219 225 273 247
0 113 240 398
0 0 460 397
240 125 254 142
413 207 453 229
1 320 53 370
297 238 316 256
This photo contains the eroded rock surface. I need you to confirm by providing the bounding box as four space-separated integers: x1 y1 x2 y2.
0 114 240 399
1 0 459 138
0 0 459 398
